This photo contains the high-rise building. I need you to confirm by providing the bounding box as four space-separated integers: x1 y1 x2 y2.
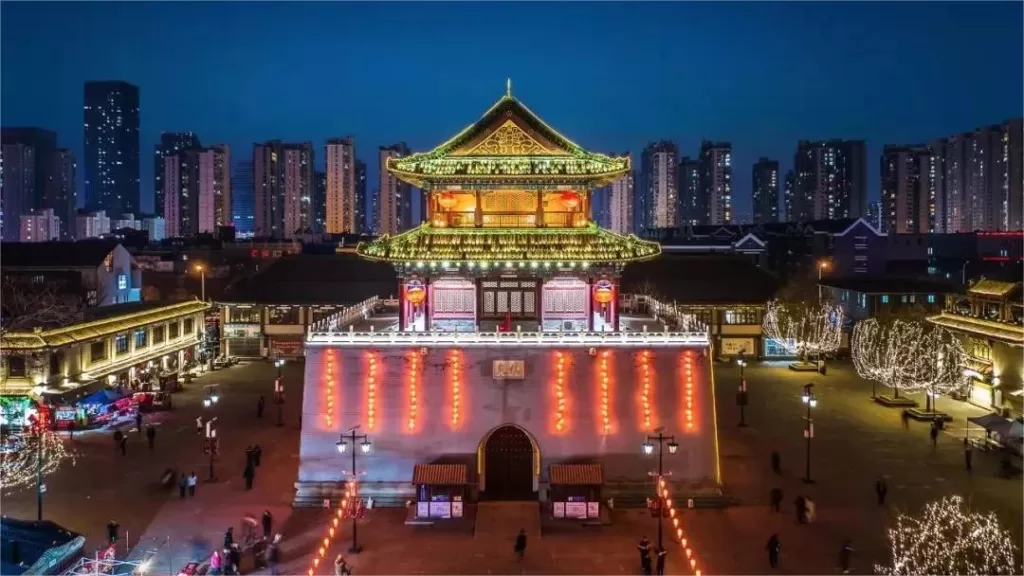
1 128 59 240
865 200 882 231
791 139 867 222
639 141 678 232
326 137 357 234
378 143 411 235
19 209 60 242
678 157 700 225
315 170 326 233
699 140 733 225
253 141 313 239
282 143 314 236
197 145 231 234
154 132 201 218
880 145 938 234
609 168 634 235
751 157 779 224
163 150 199 238
1 140 36 241
83 81 140 216
48 149 77 238
75 210 111 239
783 170 795 222
354 159 367 235
231 159 254 235
1004 118 1024 231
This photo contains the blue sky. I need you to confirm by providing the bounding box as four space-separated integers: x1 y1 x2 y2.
2 2 1021 217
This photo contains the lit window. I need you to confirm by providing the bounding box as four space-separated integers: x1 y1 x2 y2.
927 294 936 304
881 295 890 304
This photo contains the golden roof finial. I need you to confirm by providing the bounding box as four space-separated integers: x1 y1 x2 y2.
506 78 512 98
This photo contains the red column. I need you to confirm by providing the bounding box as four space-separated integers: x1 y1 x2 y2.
612 281 620 332
398 280 407 332
424 278 432 331
587 278 595 332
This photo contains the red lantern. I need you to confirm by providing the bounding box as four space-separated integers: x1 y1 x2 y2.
561 192 580 209
594 280 614 306
437 192 457 209
406 281 426 306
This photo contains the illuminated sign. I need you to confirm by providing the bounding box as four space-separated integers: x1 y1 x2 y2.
493 360 525 380
117 274 128 290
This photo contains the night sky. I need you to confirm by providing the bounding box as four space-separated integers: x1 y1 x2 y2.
2 2 1021 218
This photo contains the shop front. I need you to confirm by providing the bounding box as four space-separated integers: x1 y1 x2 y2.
548 464 603 521
46 386 136 430
411 464 468 521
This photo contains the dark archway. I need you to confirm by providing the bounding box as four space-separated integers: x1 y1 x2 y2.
483 425 536 500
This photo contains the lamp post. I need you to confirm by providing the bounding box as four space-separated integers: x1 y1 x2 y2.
274 359 285 427
643 428 679 550
336 426 371 554
204 417 219 482
817 260 829 304
801 383 817 483
194 264 206 302
35 423 45 521
736 351 748 427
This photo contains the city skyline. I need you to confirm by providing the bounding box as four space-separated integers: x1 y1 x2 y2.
1 2 1021 218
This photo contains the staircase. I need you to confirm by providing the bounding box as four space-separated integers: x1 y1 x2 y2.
474 502 541 540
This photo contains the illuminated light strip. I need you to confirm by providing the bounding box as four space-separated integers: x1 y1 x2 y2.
450 350 462 429
408 351 420 432
307 479 359 576
554 351 568 433
600 350 612 434
659 476 704 576
325 352 336 429
367 353 378 431
640 350 653 430
684 352 695 431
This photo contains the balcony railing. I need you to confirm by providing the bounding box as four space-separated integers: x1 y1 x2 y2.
432 212 587 229
307 327 710 348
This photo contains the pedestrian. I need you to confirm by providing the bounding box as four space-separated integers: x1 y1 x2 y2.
245 445 255 467
228 544 241 575
178 474 187 499
875 477 888 506
146 424 156 451
113 429 124 449
334 554 349 576
208 550 223 576
266 534 282 576
135 411 143 432
196 416 203 435
188 471 197 496
901 410 910 429
107 520 120 544
224 527 234 549
244 463 255 490
514 528 527 561
655 546 667 576
119 434 128 456
638 536 652 575
258 396 265 419
770 487 783 513
262 510 273 538
253 444 263 467
794 496 807 524
930 423 939 449
766 533 781 569
838 539 854 574
771 451 781 474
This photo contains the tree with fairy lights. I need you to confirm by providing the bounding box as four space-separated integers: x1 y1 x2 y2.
875 495 1020 576
761 300 843 366
852 319 968 406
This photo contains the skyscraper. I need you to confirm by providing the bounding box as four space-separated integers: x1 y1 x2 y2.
283 143 314 236
83 81 140 216
326 137 357 234
315 170 326 233
1003 118 1023 231
197 145 231 234
232 159 254 235
1 128 61 239
163 150 199 238
378 143 411 235
154 132 201 218
678 157 700 225
699 140 733 225
253 141 283 238
751 157 779 224
609 167 634 235
49 149 77 237
639 141 678 232
354 159 367 234
782 170 795 222
791 139 867 222
881 145 935 234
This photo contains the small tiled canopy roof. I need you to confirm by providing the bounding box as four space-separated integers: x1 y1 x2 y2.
549 463 603 485
412 464 468 485
968 279 1020 298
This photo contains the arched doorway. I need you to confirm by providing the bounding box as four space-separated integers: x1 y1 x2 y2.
482 425 536 500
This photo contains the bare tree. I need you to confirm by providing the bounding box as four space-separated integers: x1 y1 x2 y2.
762 300 844 364
0 277 85 337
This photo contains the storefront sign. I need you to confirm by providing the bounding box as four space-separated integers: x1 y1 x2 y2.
452 497 463 518
553 502 565 518
721 338 755 356
223 324 261 338
587 502 599 518
428 501 452 519
565 501 587 519
493 360 525 380
270 338 304 358
416 502 429 518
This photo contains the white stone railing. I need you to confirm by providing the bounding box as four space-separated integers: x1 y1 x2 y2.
636 294 708 333
306 326 709 348
307 296 381 333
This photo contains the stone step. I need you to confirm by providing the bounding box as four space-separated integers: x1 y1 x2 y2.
475 502 541 540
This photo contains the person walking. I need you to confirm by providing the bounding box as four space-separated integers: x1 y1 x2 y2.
245 445 255 468
146 424 156 451
107 520 120 544
655 546 667 576
638 536 652 575
208 550 223 576
257 396 265 419
794 496 807 524
244 463 255 490
262 510 273 539
113 430 124 451
196 416 203 436
770 487 783 513
771 451 781 475
253 445 263 467
875 477 888 506
223 527 234 549
901 410 910 429
838 539 854 574
178 474 187 499
930 422 940 449
964 439 973 472
135 411 143 433
514 528 527 561
766 534 781 569
266 534 282 576
119 434 128 456
334 554 351 576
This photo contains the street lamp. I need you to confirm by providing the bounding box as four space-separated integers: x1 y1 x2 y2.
274 359 286 427
817 260 830 304
194 264 206 302
736 351 748 427
801 383 817 483
643 428 679 550
203 417 219 482
336 426 371 554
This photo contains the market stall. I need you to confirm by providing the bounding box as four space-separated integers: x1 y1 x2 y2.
548 464 603 521
411 464 467 520
48 387 135 430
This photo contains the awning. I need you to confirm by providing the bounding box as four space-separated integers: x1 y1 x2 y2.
962 357 993 376
549 463 603 485
967 413 1014 435
412 464 467 485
